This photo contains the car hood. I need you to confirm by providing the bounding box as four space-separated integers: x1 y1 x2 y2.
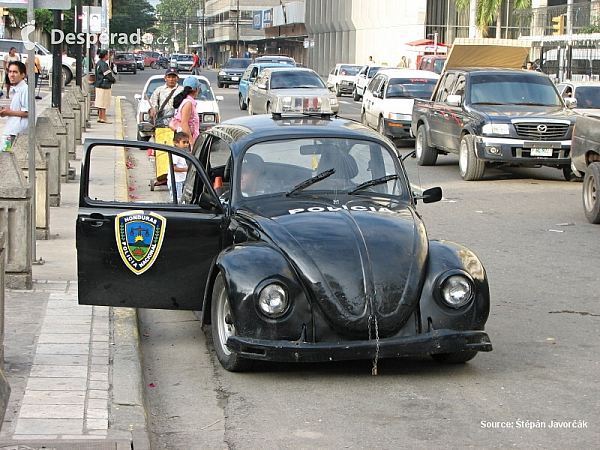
473 104 576 122
574 108 600 118
239 197 428 337
381 98 416 114
270 88 332 97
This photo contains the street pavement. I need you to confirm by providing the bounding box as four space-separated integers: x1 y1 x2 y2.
0 80 150 448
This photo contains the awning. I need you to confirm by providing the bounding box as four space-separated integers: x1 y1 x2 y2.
405 39 451 48
444 38 532 71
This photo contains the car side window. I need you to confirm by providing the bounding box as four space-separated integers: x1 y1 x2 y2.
452 75 467 98
435 73 457 103
368 75 383 94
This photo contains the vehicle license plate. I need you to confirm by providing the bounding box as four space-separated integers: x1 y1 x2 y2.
232 76 239 81
529 148 553 157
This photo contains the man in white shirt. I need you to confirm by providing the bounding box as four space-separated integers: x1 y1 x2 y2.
0 61 28 145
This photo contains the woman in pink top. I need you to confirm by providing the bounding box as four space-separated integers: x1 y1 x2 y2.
172 77 200 143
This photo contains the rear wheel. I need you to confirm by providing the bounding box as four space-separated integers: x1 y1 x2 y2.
150 61 159 69
335 84 341 97
217 82 224 88
211 273 252 372
459 134 485 181
431 350 478 363
583 162 600 224
247 100 254 115
62 66 72 86
352 87 361 101
239 94 247 110
415 126 438 166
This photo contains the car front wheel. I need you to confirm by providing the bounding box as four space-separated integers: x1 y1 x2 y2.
239 94 247 110
583 162 600 224
459 134 485 181
335 84 341 97
377 117 386 138
352 87 361 101
415 126 438 166
211 273 252 372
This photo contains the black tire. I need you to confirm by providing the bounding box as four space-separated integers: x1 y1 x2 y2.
239 94 247 110
248 100 254 115
133 68 137 75
360 110 367 126
563 165 583 182
62 66 72 86
150 61 159 69
217 82 224 88
352 87 361 101
335 84 341 97
583 162 600 224
415 126 438 166
211 273 252 372
459 134 485 181
431 350 478 363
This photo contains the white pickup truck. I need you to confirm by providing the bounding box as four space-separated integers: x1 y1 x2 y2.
0 38 77 85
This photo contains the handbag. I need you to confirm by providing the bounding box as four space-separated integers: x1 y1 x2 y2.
154 88 177 128
168 116 181 132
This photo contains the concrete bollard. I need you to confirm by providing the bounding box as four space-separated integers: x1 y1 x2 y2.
39 109 69 183
72 85 89 128
65 91 83 145
0 231 11 430
0 152 32 289
61 99 77 161
35 118 61 207
12 134 50 240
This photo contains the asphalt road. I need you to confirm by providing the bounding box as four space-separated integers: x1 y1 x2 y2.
114 69 599 450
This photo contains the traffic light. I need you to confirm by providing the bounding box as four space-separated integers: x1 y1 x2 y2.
551 15 565 35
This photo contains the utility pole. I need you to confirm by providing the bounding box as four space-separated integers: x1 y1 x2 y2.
236 0 239 57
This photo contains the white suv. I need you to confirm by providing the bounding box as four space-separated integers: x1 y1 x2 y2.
0 38 77 85
326 63 362 97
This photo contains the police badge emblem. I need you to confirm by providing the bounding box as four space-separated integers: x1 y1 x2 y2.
115 210 167 275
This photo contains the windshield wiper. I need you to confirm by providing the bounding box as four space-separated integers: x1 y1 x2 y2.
286 169 336 196
348 175 398 195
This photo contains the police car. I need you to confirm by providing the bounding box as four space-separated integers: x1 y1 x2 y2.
76 101 492 372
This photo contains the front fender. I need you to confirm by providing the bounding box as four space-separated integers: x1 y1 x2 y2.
202 244 313 341
419 240 490 332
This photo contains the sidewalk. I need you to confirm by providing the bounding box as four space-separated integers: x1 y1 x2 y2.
0 81 150 448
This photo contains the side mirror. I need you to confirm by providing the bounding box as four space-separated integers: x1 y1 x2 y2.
447 94 462 107
134 94 142 100
414 186 443 204
564 97 577 108
215 95 224 102
258 83 267 90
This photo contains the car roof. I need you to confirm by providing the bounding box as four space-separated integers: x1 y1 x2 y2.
558 80 600 87
375 68 440 78
208 116 389 159
447 67 546 75
144 74 211 86
262 67 317 74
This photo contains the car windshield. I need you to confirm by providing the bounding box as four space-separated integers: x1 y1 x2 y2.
433 59 446 73
226 59 252 68
469 73 562 106
145 78 214 101
387 77 437 99
368 66 382 77
574 86 600 109
340 65 362 76
116 53 134 61
238 138 406 199
270 71 326 89
178 55 194 61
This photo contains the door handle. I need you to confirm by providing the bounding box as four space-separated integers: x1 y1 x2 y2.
80 217 110 227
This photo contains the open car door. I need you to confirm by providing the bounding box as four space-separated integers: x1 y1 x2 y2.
76 139 223 310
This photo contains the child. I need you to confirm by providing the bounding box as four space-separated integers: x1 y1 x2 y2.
168 131 190 202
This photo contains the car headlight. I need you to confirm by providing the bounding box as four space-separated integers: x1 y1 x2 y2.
142 113 150 122
437 272 474 309
482 123 510 135
387 113 412 121
202 114 216 123
218 70 226 76
257 283 289 318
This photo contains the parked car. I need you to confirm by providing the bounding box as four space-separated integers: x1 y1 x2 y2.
217 58 253 88
238 62 295 110
353 64 386 101
0 38 77 85
570 114 600 223
173 54 195 72
418 55 447 74
247 67 339 115
361 69 439 140
254 55 295 65
76 106 492 372
134 74 223 141
134 55 145 71
327 63 363 97
135 52 158 67
556 81 600 118
113 52 137 74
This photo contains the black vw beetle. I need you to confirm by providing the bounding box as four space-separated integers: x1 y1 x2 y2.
77 108 492 372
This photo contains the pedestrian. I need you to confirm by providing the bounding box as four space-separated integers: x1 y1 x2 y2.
172 77 200 144
397 56 408 68
0 61 28 151
526 61 534 70
24 55 43 99
149 68 183 128
94 49 116 123
3 47 21 99
191 51 201 75
366 55 375 65
168 131 191 202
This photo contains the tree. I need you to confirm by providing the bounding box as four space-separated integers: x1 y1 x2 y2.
456 0 532 38
156 0 199 51
111 0 156 37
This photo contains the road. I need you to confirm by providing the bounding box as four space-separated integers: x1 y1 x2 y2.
113 69 599 450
